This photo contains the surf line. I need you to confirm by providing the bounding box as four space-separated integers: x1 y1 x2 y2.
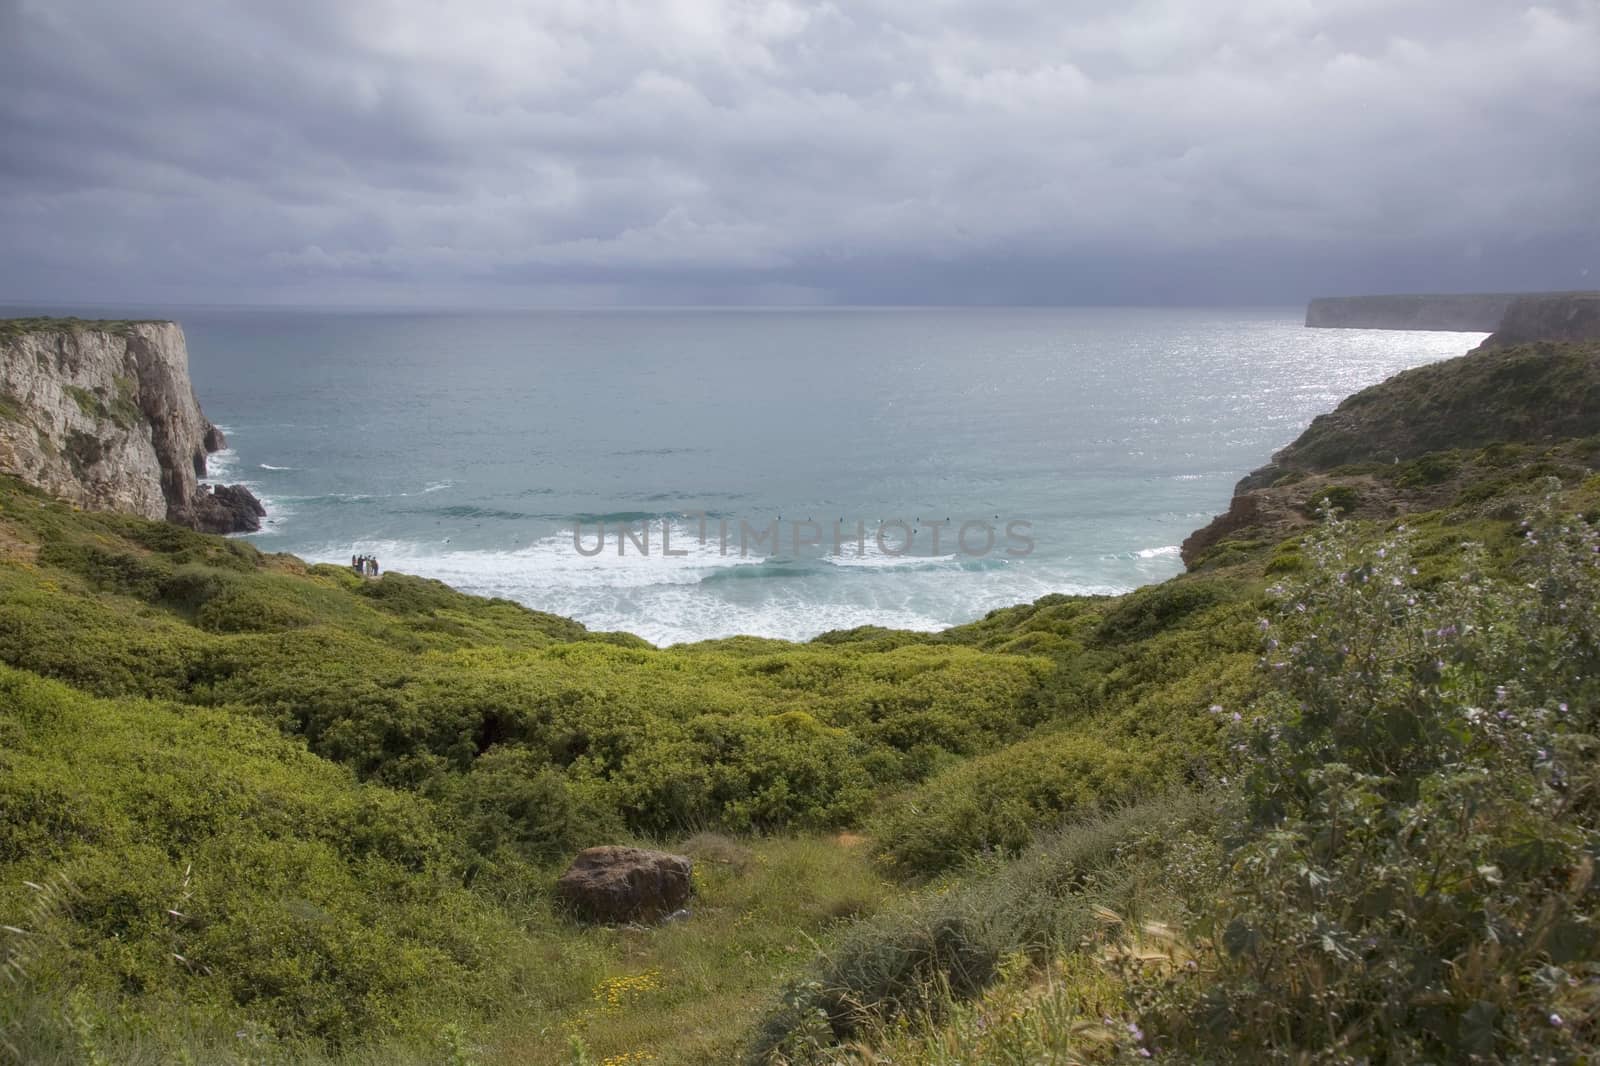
571 514 1034 560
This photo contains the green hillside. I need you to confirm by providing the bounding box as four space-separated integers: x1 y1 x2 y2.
4 342 1600 1064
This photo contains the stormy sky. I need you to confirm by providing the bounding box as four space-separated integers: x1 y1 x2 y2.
2 0 1596 307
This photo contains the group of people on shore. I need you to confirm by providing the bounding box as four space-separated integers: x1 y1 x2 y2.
351 554 380 577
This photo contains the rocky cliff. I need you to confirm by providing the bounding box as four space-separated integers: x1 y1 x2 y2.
1479 292 1600 348
0 318 262 532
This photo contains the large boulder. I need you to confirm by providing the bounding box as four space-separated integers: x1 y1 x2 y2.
556 846 692 924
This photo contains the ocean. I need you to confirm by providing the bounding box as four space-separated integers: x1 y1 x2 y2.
175 307 1481 645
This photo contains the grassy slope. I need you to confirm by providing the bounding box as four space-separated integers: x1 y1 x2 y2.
0 474 1255 1064
2 340 1599 1064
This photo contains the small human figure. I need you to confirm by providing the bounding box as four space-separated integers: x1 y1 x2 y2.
371 558 380 577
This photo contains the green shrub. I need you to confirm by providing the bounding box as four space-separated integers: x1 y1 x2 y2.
0 666 530 1049
1135 510 1600 1063
1095 578 1237 645
63 385 103 420
1394 451 1460 487
449 747 624 865
1263 542 1308 574
1298 483 1359 517
870 732 1157 876
194 579 318 633
38 540 174 600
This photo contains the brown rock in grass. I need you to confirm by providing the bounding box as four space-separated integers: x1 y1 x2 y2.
556 846 693 924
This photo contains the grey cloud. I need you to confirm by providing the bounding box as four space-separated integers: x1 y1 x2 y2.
1 0 1596 307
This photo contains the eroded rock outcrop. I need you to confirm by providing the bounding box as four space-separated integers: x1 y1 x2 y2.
556 846 693 924
0 319 259 531
188 483 267 534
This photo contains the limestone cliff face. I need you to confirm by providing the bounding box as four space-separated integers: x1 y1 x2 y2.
0 320 254 529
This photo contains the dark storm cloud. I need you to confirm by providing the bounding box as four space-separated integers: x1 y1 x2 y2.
1 0 1597 306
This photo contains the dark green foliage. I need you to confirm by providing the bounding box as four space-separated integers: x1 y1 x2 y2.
0 667 530 1048
1394 451 1460 487
1297 483 1359 516
447 748 625 866
1134 511 1600 1063
37 539 174 601
1094 577 1237 645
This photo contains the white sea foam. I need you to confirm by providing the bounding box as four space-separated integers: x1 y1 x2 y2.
825 551 962 569
302 523 1132 645
308 521 767 593
202 447 239 482
1136 545 1181 559
258 463 295 471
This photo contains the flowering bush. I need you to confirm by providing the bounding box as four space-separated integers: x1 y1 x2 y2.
1138 501 1600 1062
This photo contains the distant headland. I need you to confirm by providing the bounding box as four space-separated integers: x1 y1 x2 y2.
1305 290 1599 332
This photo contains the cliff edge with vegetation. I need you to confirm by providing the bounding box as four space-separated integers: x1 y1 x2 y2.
3 334 1600 1065
1183 339 1600 566
0 318 261 533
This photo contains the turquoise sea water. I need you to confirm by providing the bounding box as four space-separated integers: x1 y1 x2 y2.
171 307 1481 644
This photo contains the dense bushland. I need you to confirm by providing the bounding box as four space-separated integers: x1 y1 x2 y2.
752 499 1600 1064
1129 505 1600 1063
4 340 1600 1064
0 472 1245 1062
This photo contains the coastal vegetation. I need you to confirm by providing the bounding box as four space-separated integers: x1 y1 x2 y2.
2 340 1599 1063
